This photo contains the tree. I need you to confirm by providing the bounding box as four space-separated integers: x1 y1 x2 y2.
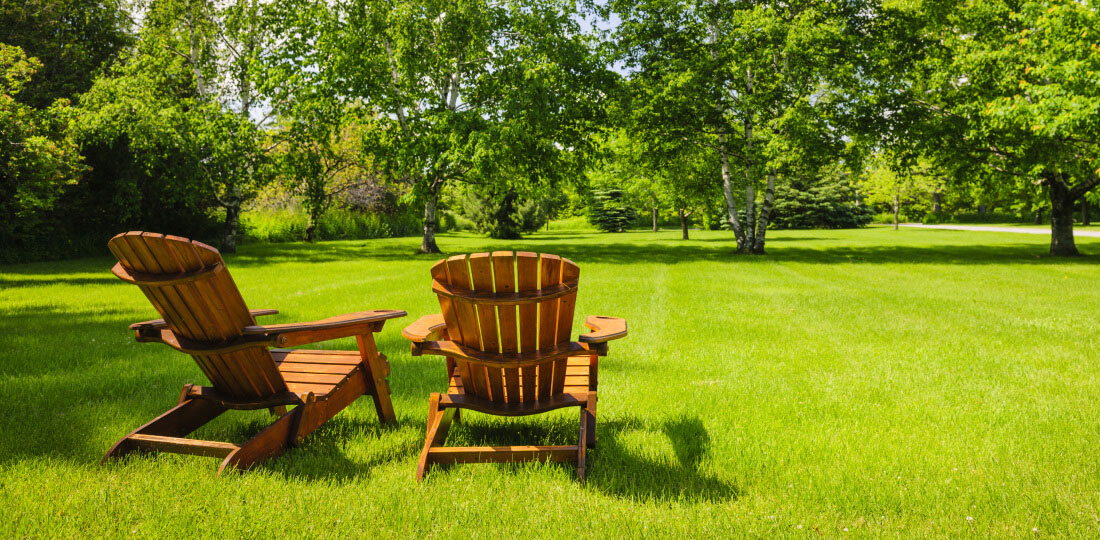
462 185 566 239
77 0 282 252
588 184 635 232
0 0 132 108
0 44 83 257
772 162 872 229
329 0 614 253
861 154 943 230
610 0 864 253
280 116 382 242
882 0 1100 255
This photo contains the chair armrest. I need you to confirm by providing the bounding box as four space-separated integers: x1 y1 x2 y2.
411 339 604 367
130 309 279 331
242 309 406 347
578 316 627 344
401 314 447 342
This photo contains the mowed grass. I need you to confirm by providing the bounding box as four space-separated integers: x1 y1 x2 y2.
3 225 1100 538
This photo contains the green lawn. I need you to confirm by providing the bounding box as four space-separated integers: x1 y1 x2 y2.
3 226 1100 538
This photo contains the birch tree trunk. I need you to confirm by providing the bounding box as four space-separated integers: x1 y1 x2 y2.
220 26 252 253
718 133 747 252
222 192 241 253
708 9 746 253
742 68 756 250
751 169 776 254
420 184 441 254
892 193 900 231
188 4 205 98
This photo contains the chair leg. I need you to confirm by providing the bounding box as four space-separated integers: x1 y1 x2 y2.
103 397 225 464
357 334 396 424
217 406 302 476
416 393 455 482
586 392 597 449
578 393 596 481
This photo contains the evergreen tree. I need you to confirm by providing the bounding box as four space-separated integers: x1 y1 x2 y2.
771 165 872 229
588 187 635 232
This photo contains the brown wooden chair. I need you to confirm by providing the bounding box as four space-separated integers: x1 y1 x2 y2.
402 251 627 481
103 231 406 475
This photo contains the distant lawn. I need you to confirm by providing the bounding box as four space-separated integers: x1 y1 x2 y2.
908 222 1100 230
3 226 1100 538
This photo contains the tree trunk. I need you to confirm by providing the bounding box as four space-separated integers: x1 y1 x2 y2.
1083 198 1091 226
420 185 441 254
708 10 745 253
221 199 240 253
750 169 776 254
306 207 321 243
718 134 747 252
679 208 688 240
1034 209 1044 225
932 190 942 213
652 207 659 232
1049 179 1079 256
187 4 206 98
892 194 900 231
742 68 756 250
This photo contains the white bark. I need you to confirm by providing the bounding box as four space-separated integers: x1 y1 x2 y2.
718 133 746 251
752 168 776 253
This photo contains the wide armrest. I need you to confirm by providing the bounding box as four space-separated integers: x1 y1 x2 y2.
578 316 627 344
130 309 279 331
401 314 447 342
411 339 604 367
242 309 406 347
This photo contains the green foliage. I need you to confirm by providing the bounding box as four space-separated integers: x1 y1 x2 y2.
241 207 405 243
877 0 1100 253
326 0 615 250
610 0 864 251
588 186 636 232
771 166 872 229
0 44 83 261
0 0 131 107
461 189 565 239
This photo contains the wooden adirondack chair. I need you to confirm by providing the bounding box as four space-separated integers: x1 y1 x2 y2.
402 251 627 481
103 232 406 475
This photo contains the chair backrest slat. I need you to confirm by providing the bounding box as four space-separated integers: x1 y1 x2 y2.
431 251 580 404
108 232 287 401
491 252 521 401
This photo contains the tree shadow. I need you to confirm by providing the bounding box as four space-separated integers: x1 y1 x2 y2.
533 241 1100 266
0 276 119 288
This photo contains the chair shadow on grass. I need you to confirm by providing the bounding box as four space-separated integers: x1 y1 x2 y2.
415 411 737 502
586 414 739 502
243 414 423 480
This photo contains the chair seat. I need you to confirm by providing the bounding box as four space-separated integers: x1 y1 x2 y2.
448 355 593 398
272 349 364 398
